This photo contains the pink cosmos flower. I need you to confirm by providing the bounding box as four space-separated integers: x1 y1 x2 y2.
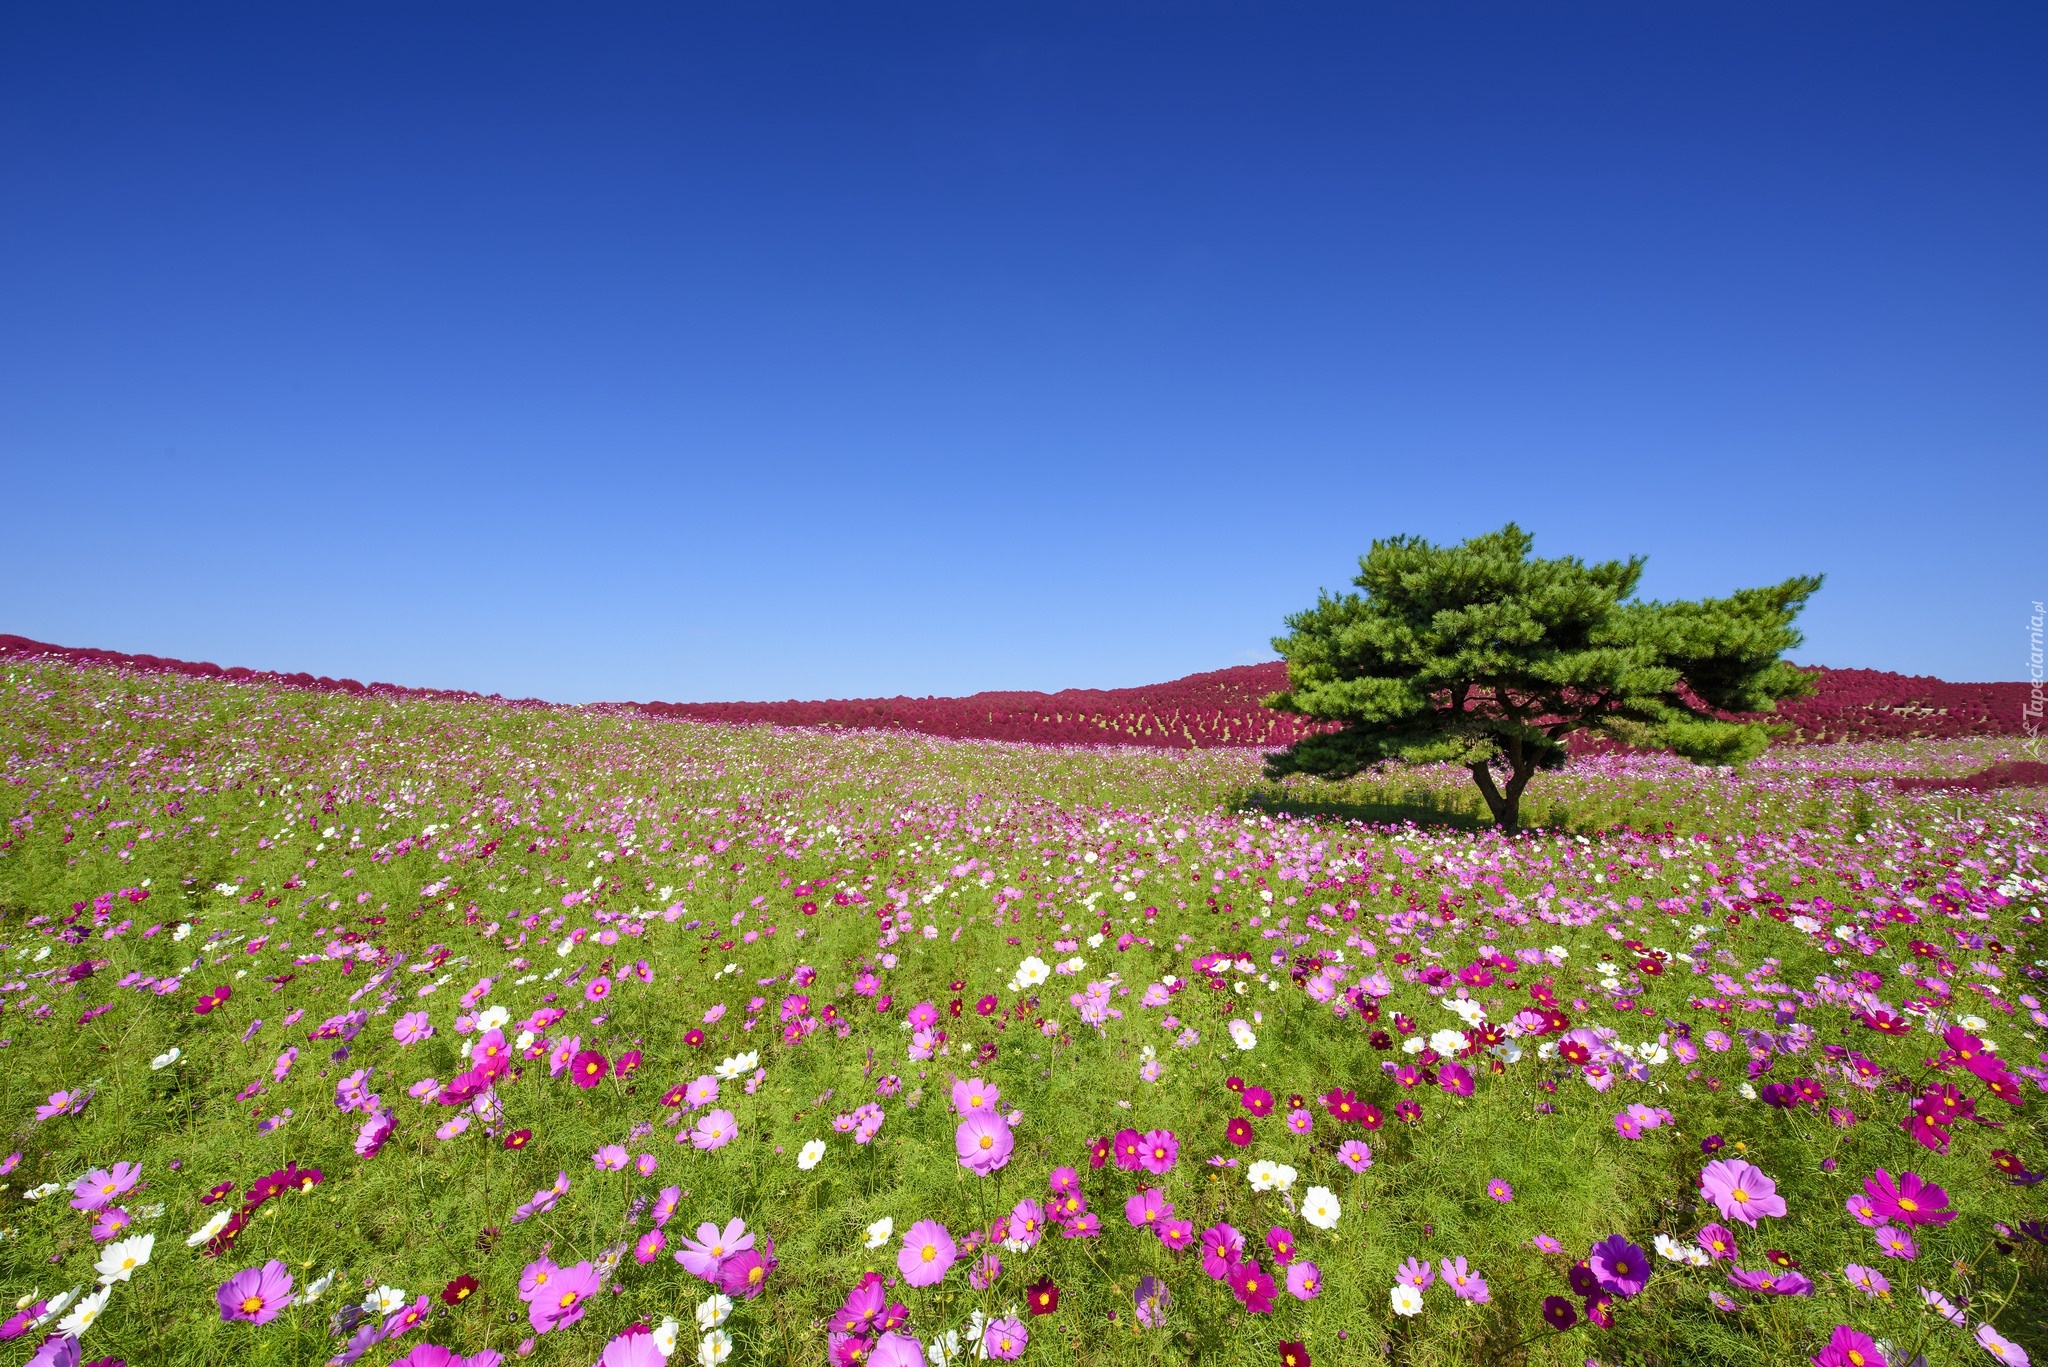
898 1220 957 1287
675 1219 752 1282
1872 1225 1916 1259
596 1331 666 1367
1284 1109 1312 1136
955 1113 1015 1175
393 1011 434 1044
1487 1178 1512 1202
1700 1159 1787 1227
1842 1263 1889 1295
1697 1223 1739 1261
652 1185 682 1228
583 975 611 1003
1396 1257 1435 1290
1286 1261 1321 1300
1338 1140 1373 1173
634 1230 666 1264
1441 1256 1489 1302
689 1109 737 1150
217 1258 294 1323
982 1315 1028 1359
1158 1218 1195 1252
70 1161 141 1212
869 1333 926 1367
1006 1199 1045 1248
527 1260 598 1334
685 1075 720 1108
1116 1188 1166 1230
951 1077 1001 1116
592 1145 628 1171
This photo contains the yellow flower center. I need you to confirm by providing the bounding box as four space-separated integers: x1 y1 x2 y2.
1899 1198 1918 1212
1731 1188 1749 1203
979 1135 993 1150
970 1093 983 1106
241 1295 264 1314
1849 1353 1866 1367
921 1245 937 1262
748 1265 763 1284
558 1291 578 1308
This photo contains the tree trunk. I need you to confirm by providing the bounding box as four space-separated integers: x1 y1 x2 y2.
1469 760 1536 831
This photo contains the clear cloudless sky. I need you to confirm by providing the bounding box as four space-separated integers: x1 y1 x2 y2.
1 3 2042 701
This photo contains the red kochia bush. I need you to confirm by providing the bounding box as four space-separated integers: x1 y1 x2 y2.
0 636 2032 752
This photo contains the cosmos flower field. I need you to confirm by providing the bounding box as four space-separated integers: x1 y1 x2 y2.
0 660 2042 1367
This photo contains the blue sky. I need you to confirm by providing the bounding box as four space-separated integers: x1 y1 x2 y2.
2 3 2041 701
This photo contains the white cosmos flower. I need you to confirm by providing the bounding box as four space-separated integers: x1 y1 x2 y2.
1654 1233 1691 1263
34 1286 81 1325
24 1182 63 1201
1008 956 1050 991
695 1293 733 1330
301 1269 338 1303
1228 1019 1258 1051
150 1047 181 1070
1444 998 1485 1026
797 1140 826 1171
1301 1185 1341 1230
57 1285 110 1336
653 1316 680 1356
697 1328 733 1366
714 1052 760 1081
1247 1160 1296 1193
1737 1082 1758 1100
864 1217 894 1249
477 1005 511 1031
186 1210 231 1247
1429 1029 1467 1056
926 1326 961 1365
1391 1284 1424 1316
366 1284 408 1315
95 1233 154 1284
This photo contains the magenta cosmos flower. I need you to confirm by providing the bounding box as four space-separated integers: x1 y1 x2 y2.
899 1220 957 1287
1138 1128 1179 1175
1487 1178 1513 1202
217 1259 295 1323
1700 1159 1787 1227
1007 1198 1045 1248
1588 1236 1650 1298
689 1109 738 1150
1809 1324 1886 1367
1861 1170 1953 1228
956 1113 1015 1175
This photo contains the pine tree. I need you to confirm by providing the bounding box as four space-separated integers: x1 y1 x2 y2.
1263 524 1821 830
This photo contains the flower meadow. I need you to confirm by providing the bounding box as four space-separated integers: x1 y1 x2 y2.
0 659 2043 1367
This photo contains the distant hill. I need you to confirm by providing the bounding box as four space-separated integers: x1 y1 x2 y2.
0 633 2031 750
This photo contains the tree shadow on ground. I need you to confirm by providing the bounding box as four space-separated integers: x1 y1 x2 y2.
1236 784 1501 832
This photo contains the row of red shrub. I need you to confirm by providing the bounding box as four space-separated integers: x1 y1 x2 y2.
0 634 553 710
0 635 2033 751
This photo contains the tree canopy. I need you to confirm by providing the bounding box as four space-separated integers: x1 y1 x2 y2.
1262 524 1821 830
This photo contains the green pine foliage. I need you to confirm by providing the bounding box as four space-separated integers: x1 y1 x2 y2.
1263 525 1823 830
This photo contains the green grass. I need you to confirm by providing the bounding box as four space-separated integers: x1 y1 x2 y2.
0 661 2042 1367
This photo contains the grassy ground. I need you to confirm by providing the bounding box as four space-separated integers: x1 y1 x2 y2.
0 661 2042 1367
